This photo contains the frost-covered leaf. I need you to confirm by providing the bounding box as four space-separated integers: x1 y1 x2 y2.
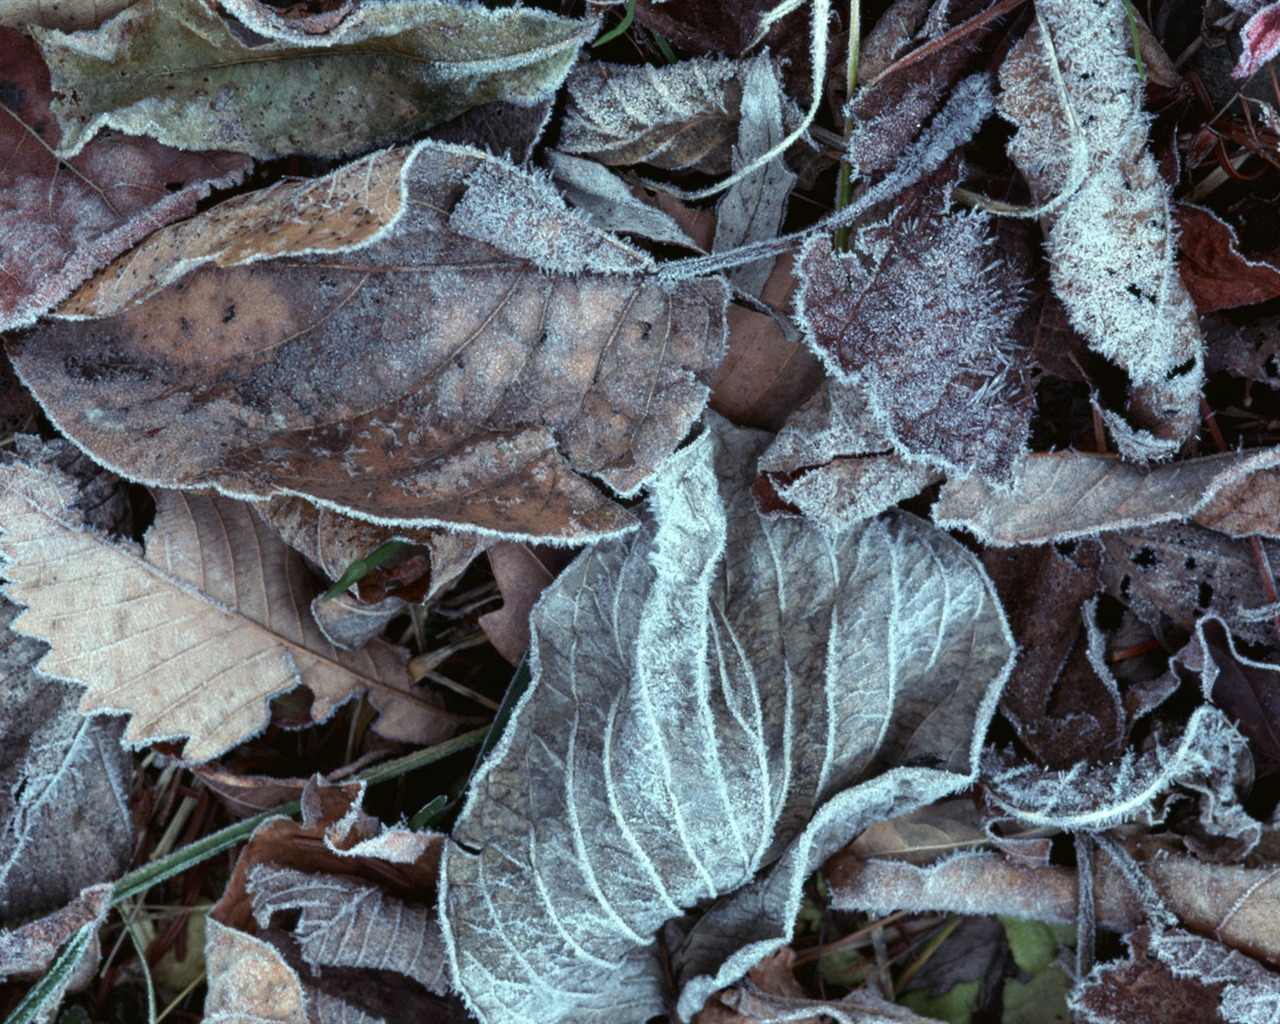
1073 928 1236 1024
248 866 450 994
982 545 1126 770
998 2 1204 457
984 706 1247 832
559 57 745 174
441 415 1014 1024
755 381 936 530
0 28 248 332
935 449 1280 546
206 780 467 1024
1088 927 1280 1024
7 141 728 541
1099 523 1280 647
0 441 470 761
712 54 797 298
547 151 701 250
0 0 133 29
0 600 133 923
1233 1 1280 79
0 882 112 1024
796 169 1032 484
35 0 593 160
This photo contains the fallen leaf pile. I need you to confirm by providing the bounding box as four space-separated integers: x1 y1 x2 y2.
6 1 1280 1023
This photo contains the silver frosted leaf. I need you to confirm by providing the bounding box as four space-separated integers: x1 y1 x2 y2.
440 414 1014 1024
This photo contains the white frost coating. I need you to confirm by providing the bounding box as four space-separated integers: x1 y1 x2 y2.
984 706 1247 831
997 0 1204 456
441 414 1014 1024
547 150 701 251
450 159 653 274
1146 929 1280 1024
713 53 798 297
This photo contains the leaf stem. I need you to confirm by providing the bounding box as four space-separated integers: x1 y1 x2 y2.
112 725 487 903
834 0 861 252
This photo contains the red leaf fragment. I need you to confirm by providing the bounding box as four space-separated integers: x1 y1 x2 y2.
1176 203 1280 313
1232 1 1280 79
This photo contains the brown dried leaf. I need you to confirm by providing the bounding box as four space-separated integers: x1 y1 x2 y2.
0 441 470 761
0 883 111 1005
478 541 556 665
981 544 1128 769
846 797 987 866
560 58 745 175
1176 203 1280 313
0 27 249 332
9 141 728 541
1100 524 1280 646
205 780 467 1024
1072 928 1227 1024
936 449 1280 546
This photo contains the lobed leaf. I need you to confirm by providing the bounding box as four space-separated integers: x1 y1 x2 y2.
0 441 470 761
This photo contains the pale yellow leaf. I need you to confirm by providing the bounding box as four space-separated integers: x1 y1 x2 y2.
0 442 469 761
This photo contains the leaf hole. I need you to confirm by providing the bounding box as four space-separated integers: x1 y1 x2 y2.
1167 358 1197 379
1197 582 1215 609
1132 547 1157 567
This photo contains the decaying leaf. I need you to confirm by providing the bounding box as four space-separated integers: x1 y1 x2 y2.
547 150 702 250
205 779 467 1024
0 440 470 761
712 54 797 298
1 598 133 922
1100 523 1280 647
559 57 746 175
8 140 728 541
797 160 1033 484
0 0 133 29
707 253 827 433
0 27 249 332
756 380 938 530
478 541 557 666
984 705 1247 833
441 415 1014 1024
935 449 1280 546
1072 928 1233 1024
0 882 112 1019
998 0 1204 456
982 544 1127 770
259 495 487 648
1176 203 1280 313
34 0 593 160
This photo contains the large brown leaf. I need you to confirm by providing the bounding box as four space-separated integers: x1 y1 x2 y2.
0 440 470 761
8 141 729 541
0 27 249 331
